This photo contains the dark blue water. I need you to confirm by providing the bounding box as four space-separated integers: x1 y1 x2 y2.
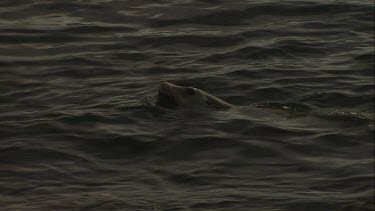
0 0 374 210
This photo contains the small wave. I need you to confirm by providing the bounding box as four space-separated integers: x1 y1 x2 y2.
200 46 296 63
298 92 374 108
138 34 244 48
151 2 371 27
0 146 93 163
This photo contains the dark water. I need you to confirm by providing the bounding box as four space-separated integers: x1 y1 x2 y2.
0 0 374 210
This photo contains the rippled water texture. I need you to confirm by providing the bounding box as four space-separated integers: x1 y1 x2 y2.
0 0 374 210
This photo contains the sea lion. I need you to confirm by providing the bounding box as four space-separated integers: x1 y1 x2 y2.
157 82 234 109
155 82 374 126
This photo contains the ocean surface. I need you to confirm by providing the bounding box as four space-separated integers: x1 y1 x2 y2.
0 0 374 210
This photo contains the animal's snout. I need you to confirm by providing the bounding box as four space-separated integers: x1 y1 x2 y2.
158 82 175 96
160 82 173 89
157 82 179 107
159 82 174 93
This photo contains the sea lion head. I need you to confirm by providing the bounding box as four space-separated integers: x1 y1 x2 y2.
156 82 233 109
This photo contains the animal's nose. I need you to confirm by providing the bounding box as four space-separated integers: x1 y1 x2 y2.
159 82 173 93
160 82 173 89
